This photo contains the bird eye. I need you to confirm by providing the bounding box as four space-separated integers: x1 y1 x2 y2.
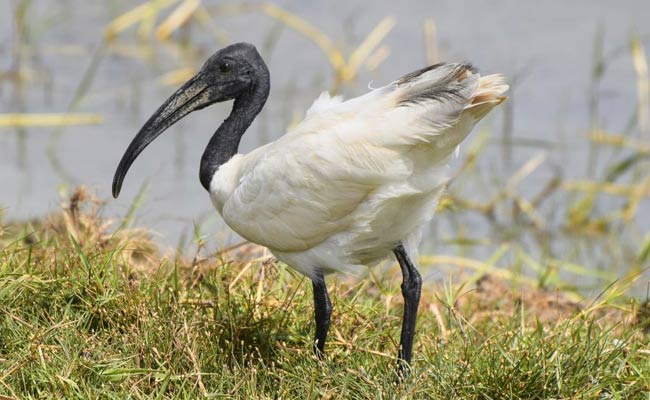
219 62 231 73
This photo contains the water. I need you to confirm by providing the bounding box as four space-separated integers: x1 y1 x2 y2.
1 0 649 262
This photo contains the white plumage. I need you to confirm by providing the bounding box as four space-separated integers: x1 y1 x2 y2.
209 63 508 279
113 43 509 370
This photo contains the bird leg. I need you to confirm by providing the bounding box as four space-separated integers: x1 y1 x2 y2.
393 243 422 376
311 269 332 357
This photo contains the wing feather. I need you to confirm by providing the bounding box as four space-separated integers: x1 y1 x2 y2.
221 134 411 252
219 63 508 253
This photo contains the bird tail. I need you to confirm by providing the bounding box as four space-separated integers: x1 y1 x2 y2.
464 73 509 119
395 63 508 115
395 63 479 107
383 63 508 151
431 71 509 155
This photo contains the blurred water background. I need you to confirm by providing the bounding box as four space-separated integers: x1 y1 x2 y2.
1 0 650 293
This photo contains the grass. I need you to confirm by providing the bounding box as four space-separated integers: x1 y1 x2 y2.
0 190 649 399
3 1 650 398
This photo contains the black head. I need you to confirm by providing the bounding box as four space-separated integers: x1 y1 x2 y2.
198 42 269 102
112 43 269 198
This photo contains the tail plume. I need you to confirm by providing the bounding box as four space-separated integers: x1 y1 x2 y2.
465 74 509 119
396 63 477 106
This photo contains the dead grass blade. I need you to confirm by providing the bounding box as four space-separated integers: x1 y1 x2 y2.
589 130 650 153
364 45 390 72
104 0 180 40
631 34 650 138
260 3 394 92
0 113 103 127
155 0 201 41
261 2 345 72
340 16 395 82
423 18 438 65
562 180 650 198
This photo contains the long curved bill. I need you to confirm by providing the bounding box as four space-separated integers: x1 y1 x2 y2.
112 74 213 198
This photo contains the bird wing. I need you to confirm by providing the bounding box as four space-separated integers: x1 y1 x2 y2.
220 64 508 253
296 63 507 151
221 132 411 252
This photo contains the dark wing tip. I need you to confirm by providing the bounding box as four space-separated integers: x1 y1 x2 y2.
396 62 477 106
396 62 476 86
396 63 446 85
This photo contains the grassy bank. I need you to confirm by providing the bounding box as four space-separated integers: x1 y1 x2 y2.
2 1 650 398
0 190 648 399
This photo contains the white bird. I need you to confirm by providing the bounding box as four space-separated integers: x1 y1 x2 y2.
112 42 508 374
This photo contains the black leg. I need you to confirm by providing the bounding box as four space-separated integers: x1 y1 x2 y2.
311 269 332 357
393 243 422 376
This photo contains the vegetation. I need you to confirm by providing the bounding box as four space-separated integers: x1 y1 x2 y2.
0 189 648 399
2 0 650 398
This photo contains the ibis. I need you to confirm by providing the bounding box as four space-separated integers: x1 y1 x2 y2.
112 42 508 373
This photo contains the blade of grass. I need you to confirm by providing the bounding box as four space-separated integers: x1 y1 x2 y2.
0 113 103 127
261 2 345 73
423 18 438 65
155 0 201 41
340 16 395 82
631 33 650 139
104 0 179 40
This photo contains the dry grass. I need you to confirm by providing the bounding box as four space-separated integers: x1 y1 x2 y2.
3 1 650 398
1 190 649 399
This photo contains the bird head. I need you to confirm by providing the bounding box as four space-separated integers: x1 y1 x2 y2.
112 42 269 198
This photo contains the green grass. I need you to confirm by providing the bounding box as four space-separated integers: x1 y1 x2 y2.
1 194 649 399
2 1 650 398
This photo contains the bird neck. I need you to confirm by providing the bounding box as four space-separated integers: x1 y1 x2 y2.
199 75 270 191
